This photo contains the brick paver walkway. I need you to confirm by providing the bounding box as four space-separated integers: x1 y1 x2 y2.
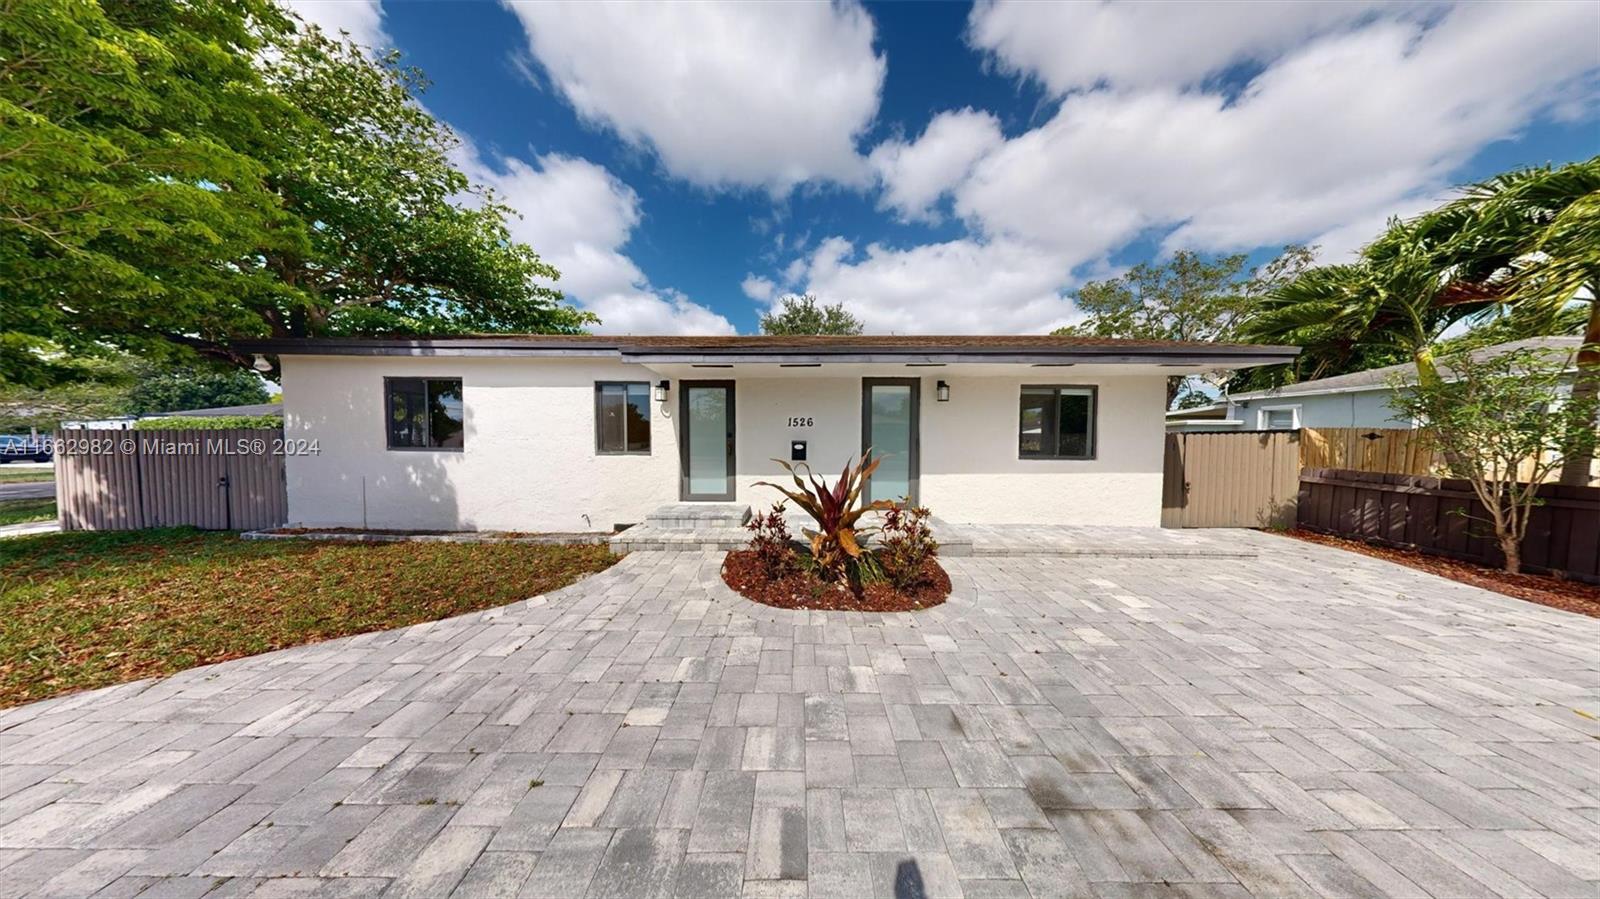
2 534 1598 898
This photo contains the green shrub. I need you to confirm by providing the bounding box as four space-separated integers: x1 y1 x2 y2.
745 502 798 580
755 453 893 582
872 503 939 589
133 415 282 430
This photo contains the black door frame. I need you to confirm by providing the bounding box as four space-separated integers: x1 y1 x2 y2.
679 380 737 501
861 377 920 505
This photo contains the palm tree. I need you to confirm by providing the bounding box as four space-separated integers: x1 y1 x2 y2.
1240 218 1490 389
1440 158 1600 483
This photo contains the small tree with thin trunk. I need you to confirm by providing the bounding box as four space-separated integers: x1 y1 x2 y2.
1388 346 1599 574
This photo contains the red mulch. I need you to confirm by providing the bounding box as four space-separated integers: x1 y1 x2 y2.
1276 529 1600 619
722 550 950 612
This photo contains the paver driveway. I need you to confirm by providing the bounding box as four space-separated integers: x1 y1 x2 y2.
2 534 1598 898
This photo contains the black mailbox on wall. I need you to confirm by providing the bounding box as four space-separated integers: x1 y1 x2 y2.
790 440 807 461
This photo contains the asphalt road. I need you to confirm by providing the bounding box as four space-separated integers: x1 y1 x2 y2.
0 480 54 500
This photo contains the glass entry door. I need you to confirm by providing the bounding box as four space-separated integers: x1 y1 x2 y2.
862 378 919 505
679 381 736 501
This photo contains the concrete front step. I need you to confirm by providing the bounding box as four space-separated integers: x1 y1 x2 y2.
642 502 751 529
611 524 751 552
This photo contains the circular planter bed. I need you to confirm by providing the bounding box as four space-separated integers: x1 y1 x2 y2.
722 550 951 612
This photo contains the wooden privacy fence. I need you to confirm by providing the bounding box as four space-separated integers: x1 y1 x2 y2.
1300 428 1436 476
1300 427 1600 484
54 428 287 531
1162 430 1300 528
1298 468 1600 585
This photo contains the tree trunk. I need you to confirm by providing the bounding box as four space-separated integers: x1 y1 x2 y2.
1499 533 1522 575
1412 344 1444 389
1557 295 1599 486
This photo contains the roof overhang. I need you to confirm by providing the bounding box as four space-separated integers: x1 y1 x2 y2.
232 337 1300 369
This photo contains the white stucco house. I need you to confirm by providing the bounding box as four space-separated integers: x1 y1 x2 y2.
1167 336 1582 433
237 334 1297 532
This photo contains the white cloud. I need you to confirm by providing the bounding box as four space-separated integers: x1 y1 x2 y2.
868 108 1003 223
767 1 1599 335
281 0 392 49
585 289 738 335
502 0 886 192
967 0 1384 94
741 275 777 302
455 146 733 334
794 237 1080 334
955 1 1600 258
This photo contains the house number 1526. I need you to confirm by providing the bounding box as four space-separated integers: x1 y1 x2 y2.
786 416 814 427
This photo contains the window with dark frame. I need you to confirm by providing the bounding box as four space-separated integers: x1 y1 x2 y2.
595 382 651 454
385 378 464 450
1018 385 1096 459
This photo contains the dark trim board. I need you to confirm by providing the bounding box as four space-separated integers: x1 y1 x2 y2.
234 336 1299 367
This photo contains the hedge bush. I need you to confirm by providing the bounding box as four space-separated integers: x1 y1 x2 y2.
132 415 282 430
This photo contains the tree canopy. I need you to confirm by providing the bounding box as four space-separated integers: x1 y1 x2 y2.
0 0 591 387
760 294 865 336
1054 247 1313 407
126 363 270 415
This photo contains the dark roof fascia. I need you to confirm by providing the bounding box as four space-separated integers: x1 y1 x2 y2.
233 337 1300 366
619 350 1299 365
231 338 624 358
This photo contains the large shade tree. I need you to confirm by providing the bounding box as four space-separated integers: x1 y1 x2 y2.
1056 247 1314 407
1 0 591 387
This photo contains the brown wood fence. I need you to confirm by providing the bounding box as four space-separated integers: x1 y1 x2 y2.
1298 468 1600 584
1162 430 1300 528
1300 428 1435 475
54 428 287 531
1301 427 1600 484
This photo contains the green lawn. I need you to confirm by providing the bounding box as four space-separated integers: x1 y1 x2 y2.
0 468 54 483
0 529 618 707
0 498 55 527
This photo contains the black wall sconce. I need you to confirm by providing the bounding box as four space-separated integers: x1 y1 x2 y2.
936 380 950 402
653 379 670 402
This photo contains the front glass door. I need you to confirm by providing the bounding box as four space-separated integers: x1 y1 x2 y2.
681 381 735 500
862 378 919 505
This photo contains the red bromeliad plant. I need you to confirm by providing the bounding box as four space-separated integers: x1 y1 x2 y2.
755 452 895 581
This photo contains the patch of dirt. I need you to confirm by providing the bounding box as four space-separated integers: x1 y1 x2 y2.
1276 529 1600 620
722 550 950 612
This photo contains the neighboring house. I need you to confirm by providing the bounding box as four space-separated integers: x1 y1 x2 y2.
235 334 1296 531
142 402 284 420
1166 336 1582 432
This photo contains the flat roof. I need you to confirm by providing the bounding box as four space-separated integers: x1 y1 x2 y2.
234 334 1300 366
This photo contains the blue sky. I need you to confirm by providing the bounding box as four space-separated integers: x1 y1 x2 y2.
288 1 1599 335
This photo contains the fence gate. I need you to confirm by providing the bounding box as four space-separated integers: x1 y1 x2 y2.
54 428 287 531
1162 430 1300 528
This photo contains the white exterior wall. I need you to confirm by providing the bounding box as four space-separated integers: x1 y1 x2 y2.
280 357 1170 530
920 376 1166 526
280 355 678 532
